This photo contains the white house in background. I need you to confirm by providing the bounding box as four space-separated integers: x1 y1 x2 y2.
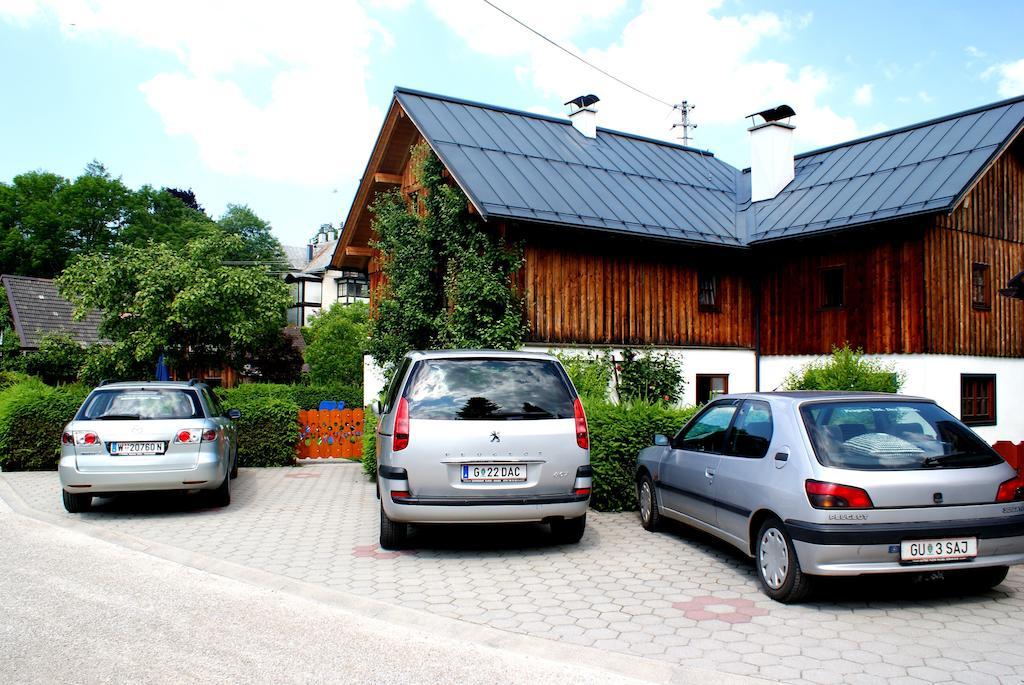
284 225 370 326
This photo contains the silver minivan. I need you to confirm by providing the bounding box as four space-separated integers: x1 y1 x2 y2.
636 392 1024 602
375 350 591 549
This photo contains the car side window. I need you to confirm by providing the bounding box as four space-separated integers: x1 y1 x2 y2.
381 358 412 414
675 402 739 453
202 388 224 417
726 400 773 458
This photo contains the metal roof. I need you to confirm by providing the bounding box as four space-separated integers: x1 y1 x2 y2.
395 87 743 246
746 96 1024 242
2 275 104 349
389 88 1024 248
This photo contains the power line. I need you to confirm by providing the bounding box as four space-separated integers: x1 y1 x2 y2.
480 0 674 109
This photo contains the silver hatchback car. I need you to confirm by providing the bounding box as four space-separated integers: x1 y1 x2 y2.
636 392 1024 602
59 380 240 512
375 350 591 549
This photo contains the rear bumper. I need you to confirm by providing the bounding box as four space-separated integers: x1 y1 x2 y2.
381 486 589 523
787 514 1024 576
59 454 227 494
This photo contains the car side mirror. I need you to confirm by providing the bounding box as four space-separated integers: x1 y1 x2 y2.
653 433 670 447
226 408 242 420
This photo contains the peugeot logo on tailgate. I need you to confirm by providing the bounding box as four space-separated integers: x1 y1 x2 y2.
490 431 500 443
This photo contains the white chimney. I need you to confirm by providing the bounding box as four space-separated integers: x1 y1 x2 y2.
565 94 600 139
748 105 796 202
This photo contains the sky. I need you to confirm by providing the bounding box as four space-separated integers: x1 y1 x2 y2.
2 0 1024 248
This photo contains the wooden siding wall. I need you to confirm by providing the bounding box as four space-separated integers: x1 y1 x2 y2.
936 141 1024 242
522 240 754 347
758 230 927 355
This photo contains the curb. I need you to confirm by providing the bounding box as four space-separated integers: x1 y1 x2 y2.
0 475 773 685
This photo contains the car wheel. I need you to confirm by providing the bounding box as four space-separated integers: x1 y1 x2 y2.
551 514 586 544
379 502 408 550
208 471 231 508
637 475 661 531
755 518 813 603
948 565 1009 592
229 448 239 480
62 490 92 513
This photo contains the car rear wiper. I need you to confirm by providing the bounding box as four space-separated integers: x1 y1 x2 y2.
487 410 555 420
921 452 974 467
95 413 142 420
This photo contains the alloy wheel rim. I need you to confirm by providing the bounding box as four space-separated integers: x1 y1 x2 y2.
760 528 789 589
639 482 652 523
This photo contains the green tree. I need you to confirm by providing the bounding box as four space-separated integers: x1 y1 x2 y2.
24 332 86 385
368 144 527 373
304 302 368 385
783 344 904 392
217 204 287 266
57 233 290 377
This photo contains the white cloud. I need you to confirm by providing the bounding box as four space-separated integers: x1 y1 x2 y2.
965 46 987 59
853 83 873 106
0 0 388 187
985 58 1024 97
917 90 933 104
428 0 862 155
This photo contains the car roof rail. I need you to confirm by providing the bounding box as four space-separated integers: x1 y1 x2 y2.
99 379 113 386
187 378 201 386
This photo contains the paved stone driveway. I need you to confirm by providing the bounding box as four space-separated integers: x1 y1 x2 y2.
3 464 1023 685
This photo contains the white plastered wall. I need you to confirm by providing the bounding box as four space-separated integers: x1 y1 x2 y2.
759 354 1024 444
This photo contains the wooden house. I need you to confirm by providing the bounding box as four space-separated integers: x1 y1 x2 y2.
333 88 1024 442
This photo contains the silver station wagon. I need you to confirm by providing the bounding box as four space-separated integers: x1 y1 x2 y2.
375 350 591 549
636 392 1024 602
59 381 240 512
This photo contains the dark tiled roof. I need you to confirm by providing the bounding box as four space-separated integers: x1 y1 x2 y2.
395 88 742 246
2 275 104 349
392 88 1024 247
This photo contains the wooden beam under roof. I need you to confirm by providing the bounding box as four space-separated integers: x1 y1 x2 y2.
373 172 403 185
344 246 374 257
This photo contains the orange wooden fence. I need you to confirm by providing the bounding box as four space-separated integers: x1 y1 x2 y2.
993 441 1023 470
297 408 364 459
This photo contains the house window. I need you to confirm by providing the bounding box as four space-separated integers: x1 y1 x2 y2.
696 374 729 404
961 374 996 426
304 280 322 306
971 262 990 310
820 266 845 309
336 271 370 305
698 272 719 312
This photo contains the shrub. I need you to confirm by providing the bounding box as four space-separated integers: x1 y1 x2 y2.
229 394 298 467
0 380 90 471
77 343 150 387
0 371 32 391
616 347 684 403
556 350 612 401
25 332 85 385
784 344 904 393
304 302 368 386
362 410 378 481
217 383 362 412
584 398 698 512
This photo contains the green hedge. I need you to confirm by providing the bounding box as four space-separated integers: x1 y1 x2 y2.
0 380 90 471
230 395 299 467
217 382 362 411
585 399 698 512
362 410 377 480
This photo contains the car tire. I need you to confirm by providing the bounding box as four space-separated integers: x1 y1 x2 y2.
949 565 1009 592
229 448 239 480
379 502 408 550
62 490 92 513
551 514 586 544
637 475 661 531
208 471 231 508
755 517 813 603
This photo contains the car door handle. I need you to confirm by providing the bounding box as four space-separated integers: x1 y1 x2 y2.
705 468 716 479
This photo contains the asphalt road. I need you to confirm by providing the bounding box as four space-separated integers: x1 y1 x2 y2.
0 509 640 685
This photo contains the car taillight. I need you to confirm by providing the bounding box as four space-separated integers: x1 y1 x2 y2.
74 432 99 446
174 430 200 444
201 429 218 442
573 396 588 449
996 477 1024 503
61 432 74 445
393 397 409 452
806 480 873 509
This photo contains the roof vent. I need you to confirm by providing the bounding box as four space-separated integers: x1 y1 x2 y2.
565 94 600 139
747 104 796 203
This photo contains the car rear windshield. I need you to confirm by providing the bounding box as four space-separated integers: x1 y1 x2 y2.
78 389 205 421
800 400 1003 471
404 358 575 420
